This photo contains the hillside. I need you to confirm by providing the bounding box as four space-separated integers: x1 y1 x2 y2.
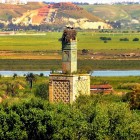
0 2 46 21
53 2 102 22
0 2 112 29
80 4 140 29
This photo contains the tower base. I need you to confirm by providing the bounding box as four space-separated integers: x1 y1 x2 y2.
49 74 90 104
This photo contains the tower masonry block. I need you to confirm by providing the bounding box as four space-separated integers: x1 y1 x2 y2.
49 74 90 104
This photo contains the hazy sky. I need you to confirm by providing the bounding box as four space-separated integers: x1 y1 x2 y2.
44 0 140 4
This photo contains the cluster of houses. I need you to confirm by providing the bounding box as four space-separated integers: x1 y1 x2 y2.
0 0 27 5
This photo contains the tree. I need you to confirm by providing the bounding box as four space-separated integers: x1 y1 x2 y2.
13 73 17 79
0 110 27 140
25 73 36 89
35 83 49 99
39 73 44 77
133 38 139 41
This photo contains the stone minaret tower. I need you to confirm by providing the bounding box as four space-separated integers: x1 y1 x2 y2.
61 27 77 73
49 27 90 104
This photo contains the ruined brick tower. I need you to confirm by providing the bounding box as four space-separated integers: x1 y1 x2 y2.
49 27 90 104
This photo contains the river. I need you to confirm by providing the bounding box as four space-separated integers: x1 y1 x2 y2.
1 70 140 77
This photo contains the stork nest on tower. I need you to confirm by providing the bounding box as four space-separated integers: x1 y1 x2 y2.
62 27 77 44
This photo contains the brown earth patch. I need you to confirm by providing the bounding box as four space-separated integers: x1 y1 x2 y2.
0 51 61 60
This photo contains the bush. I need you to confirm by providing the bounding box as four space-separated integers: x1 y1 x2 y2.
107 37 111 40
123 91 140 110
120 38 129 41
117 83 139 90
100 37 112 41
39 73 44 77
133 38 139 41
82 49 89 55
35 83 49 99
122 31 129 33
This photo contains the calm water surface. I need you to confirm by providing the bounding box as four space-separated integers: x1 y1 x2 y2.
1 70 140 77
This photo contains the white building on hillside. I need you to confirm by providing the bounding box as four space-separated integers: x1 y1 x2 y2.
0 0 27 4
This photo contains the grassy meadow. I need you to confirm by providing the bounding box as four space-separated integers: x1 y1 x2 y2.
0 32 140 52
0 32 140 70
78 32 140 52
0 33 61 51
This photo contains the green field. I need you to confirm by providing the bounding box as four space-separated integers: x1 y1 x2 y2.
78 32 140 52
1 59 140 70
0 33 61 51
0 32 140 52
0 32 140 70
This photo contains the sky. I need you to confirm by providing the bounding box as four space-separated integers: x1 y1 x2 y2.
44 0 140 4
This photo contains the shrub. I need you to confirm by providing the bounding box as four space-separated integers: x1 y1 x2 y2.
35 83 49 100
100 37 111 41
107 37 111 40
133 38 139 41
82 49 89 55
120 38 129 41
39 73 44 77
117 83 139 90
123 91 140 110
122 31 129 33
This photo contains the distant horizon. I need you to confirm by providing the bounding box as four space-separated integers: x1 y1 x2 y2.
40 0 140 4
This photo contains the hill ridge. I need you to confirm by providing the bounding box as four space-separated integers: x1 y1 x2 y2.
0 2 112 29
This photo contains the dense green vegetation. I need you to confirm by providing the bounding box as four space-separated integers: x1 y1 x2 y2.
0 95 140 139
0 76 140 139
